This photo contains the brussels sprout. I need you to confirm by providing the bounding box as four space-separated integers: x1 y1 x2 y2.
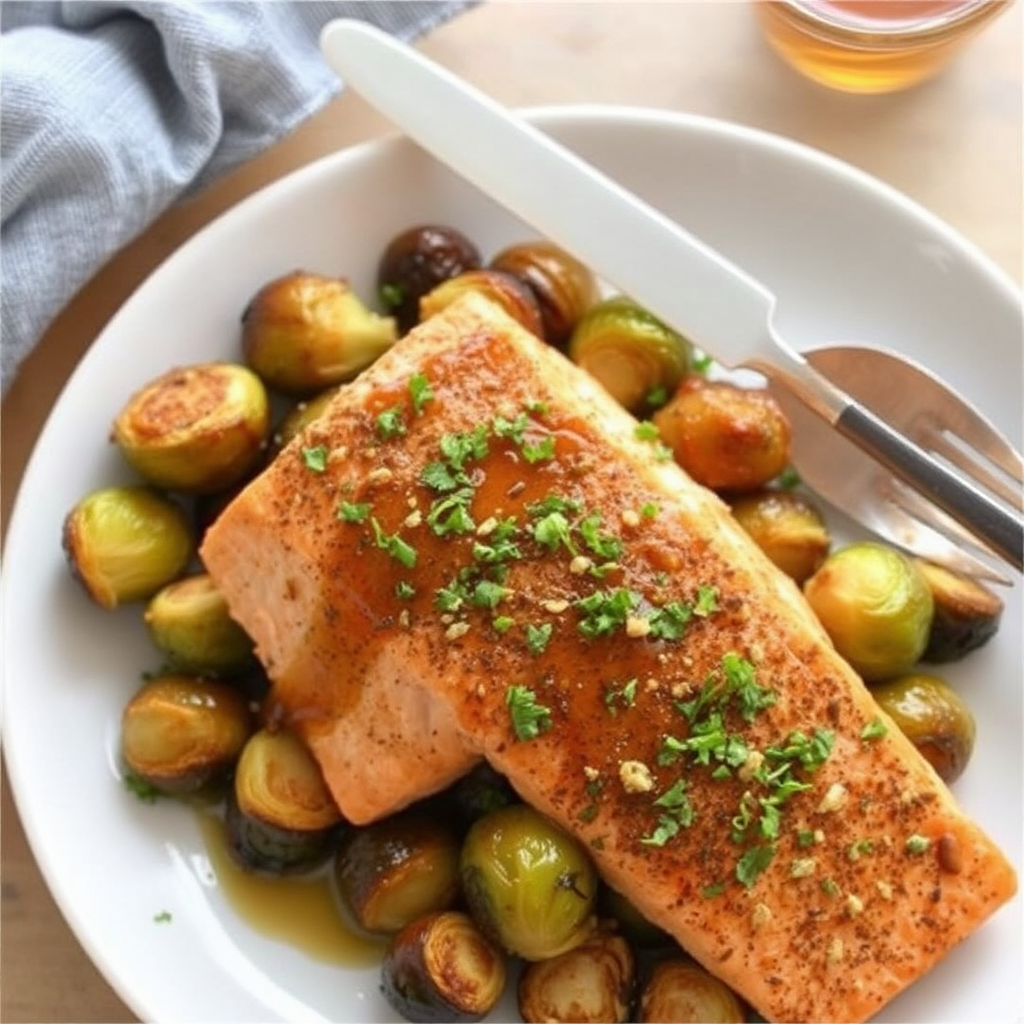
242 271 397 395
121 674 252 795
489 241 600 347
569 296 692 413
378 224 483 334
460 803 598 961
335 812 462 935
729 488 831 584
112 362 270 494
227 727 344 874
419 269 544 337
637 957 746 1023
442 762 518 828
915 559 1003 663
382 910 507 1023
600 886 671 948
871 673 976 783
803 542 934 683
267 385 341 460
653 376 791 492
143 572 255 676
517 925 635 1024
63 485 193 609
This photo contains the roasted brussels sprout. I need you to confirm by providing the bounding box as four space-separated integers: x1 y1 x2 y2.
915 559 1003 663
112 362 270 494
729 488 831 584
569 296 692 413
871 673 976 783
518 925 635 1024
460 803 598 961
637 957 746 1023
242 271 397 395
121 674 252 795
803 542 934 683
653 375 791 492
378 224 483 334
443 762 518 828
382 910 507 1023
335 811 462 934
227 727 343 874
268 385 341 459
63 485 193 609
144 572 255 676
489 240 599 347
419 269 544 337
600 886 671 948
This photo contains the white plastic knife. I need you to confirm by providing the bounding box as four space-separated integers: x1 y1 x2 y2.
319 18 1022 570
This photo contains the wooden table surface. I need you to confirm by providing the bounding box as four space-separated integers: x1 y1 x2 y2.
2 3 1020 1021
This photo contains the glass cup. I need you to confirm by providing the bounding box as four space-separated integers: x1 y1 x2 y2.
755 0 1013 94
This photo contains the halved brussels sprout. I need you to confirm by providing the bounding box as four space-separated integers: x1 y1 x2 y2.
871 673 976 783
112 362 270 494
460 804 598 961
63 485 193 608
242 271 397 395
729 488 831 584
378 224 483 335
517 925 635 1024
227 727 343 874
419 269 544 337
489 241 599 348
121 674 252 794
144 572 255 676
915 559 1003 663
653 375 791 492
637 957 746 1023
569 296 692 413
803 542 934 683
382 910 507 1023
335 811 462 935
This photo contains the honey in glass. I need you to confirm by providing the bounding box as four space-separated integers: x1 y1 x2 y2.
755 1 1012 93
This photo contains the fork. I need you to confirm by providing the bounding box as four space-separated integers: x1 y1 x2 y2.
771 345 1024 584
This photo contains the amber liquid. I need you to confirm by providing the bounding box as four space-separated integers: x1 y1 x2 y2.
196 812 385 967
756 0 1011 93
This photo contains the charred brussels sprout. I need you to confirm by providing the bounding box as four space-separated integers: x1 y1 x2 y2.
63 485 193 608
419 269 545 337
460 803 598 961
382 910 507 1023
334 811 462 934
803 542 934 683
569 296 692 413
871 673 976 783
242 272 396 395
121 675 252 795
517 926 635 1024
112 362 270 494
637 957 746 1023
378 224 483 334
489 241 599 348
653 376 791 492
227 727 343 874
729 488 831 584
144 573 255 676
915 559 1003 663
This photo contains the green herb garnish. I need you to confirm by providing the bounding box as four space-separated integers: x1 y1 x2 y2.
301 444 329 473
506 685 552 741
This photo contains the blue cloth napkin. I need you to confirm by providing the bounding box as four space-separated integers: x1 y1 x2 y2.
0 0 474 394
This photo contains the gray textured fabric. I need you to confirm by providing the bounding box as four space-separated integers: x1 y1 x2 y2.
0 0 474 392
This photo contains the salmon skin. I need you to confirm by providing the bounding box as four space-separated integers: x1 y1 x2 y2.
202 293 1016 1023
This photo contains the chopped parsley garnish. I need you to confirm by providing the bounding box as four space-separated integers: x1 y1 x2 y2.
506 685 552 741
527 493 582 518
420 460 463 492
301 444 329 473
471 579 509 611
492 411 529 444
694 585 719 616
521 436 556 463
648 601 693 641
692 351 714 373
579 513 622 561
473 519 522 564
860 717 888 741
440 425 489 470
376 406 407 440
532 511 577 554
575 587 640 639
525 622 553 655
124 772 160 803
634 421 660 442
905 834 931 855
370 518 417 568
604 677 638 715
379 282 405 308
338 500 371 523
736 845 775 889
492 615 515 634
776 466 802 490
640 502 659 518
427 487 476 537
395 581 417 600
409 372 434 415
645 384 668 408
153 910 173 924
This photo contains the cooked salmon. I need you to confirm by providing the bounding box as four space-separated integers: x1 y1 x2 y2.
201 293 1017 1023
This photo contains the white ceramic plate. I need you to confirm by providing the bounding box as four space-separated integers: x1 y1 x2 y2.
3 107 1021 1024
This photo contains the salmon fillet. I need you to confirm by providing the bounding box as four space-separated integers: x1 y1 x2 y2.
202 293 1017 1023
